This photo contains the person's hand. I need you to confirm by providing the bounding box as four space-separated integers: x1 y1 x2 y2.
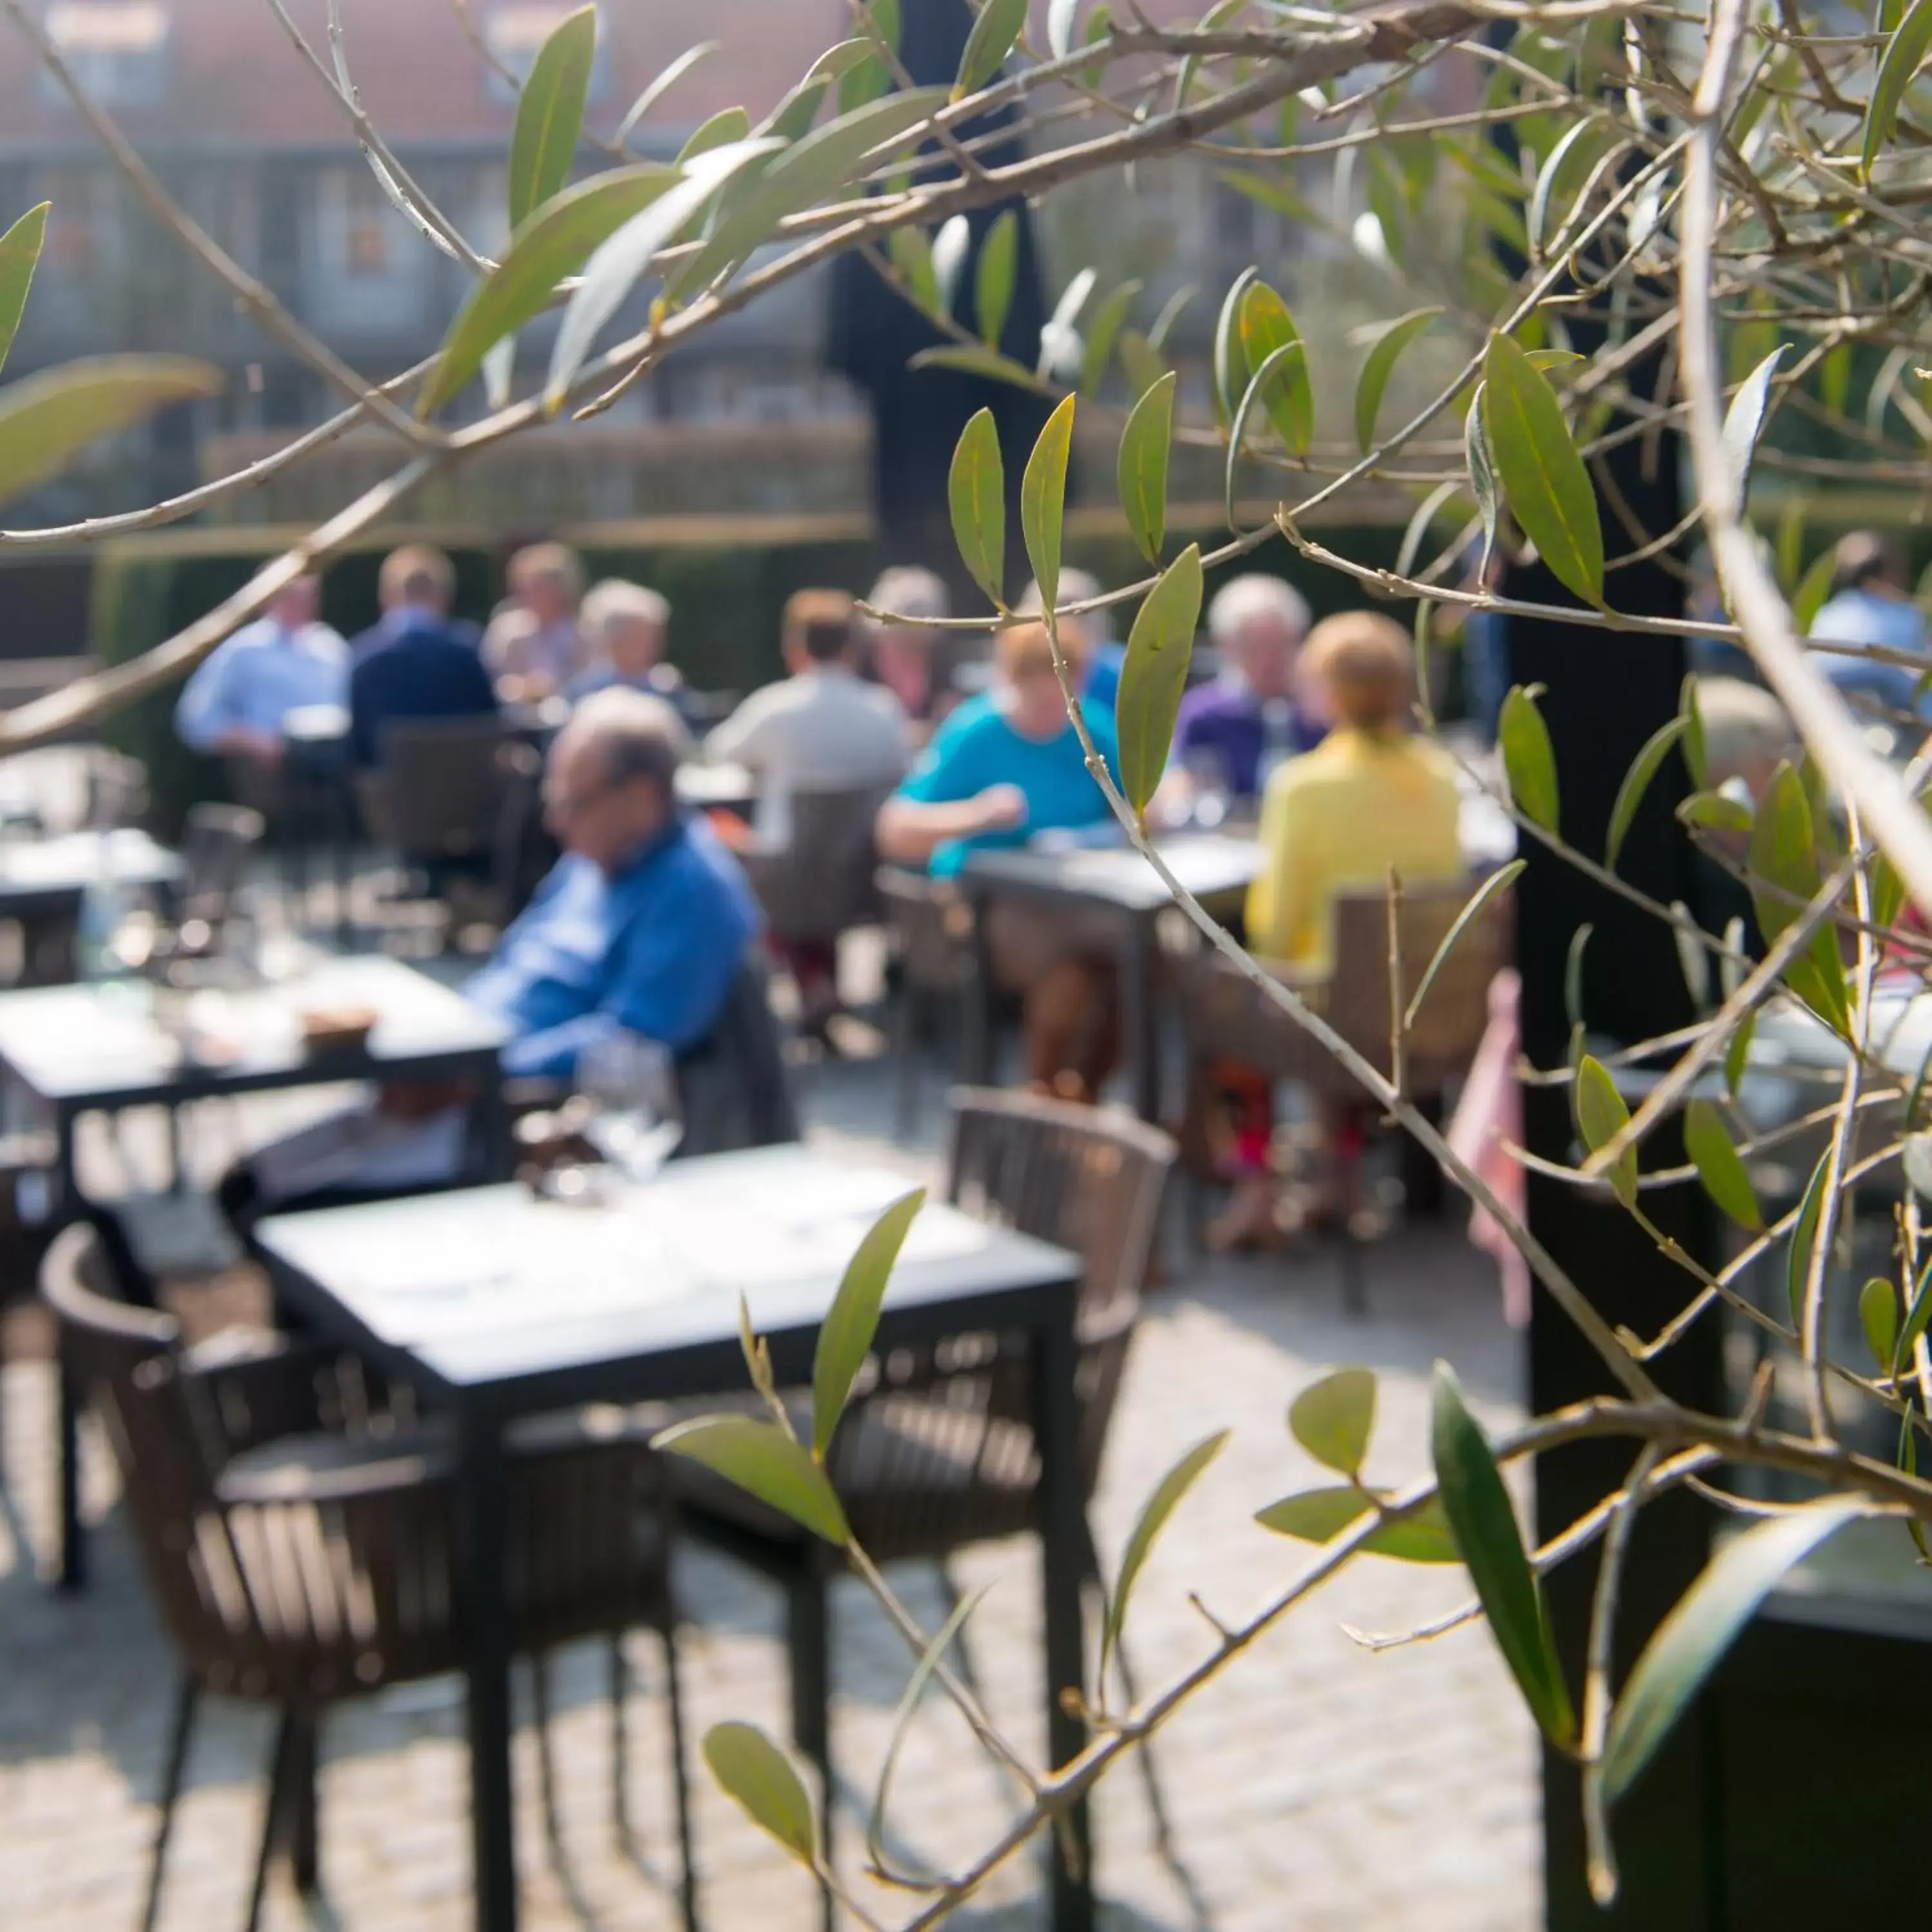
974 783 1028 832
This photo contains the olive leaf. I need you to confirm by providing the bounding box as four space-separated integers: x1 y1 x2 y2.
1480 333 1605 606
1680 674 1708 790
956 0 1028 99
652 1416 850 1544
1117 369 1176 565
1747 762 1849 1032
1860 1276 1899 1368
1498 684 1560 833
976 209 1018 348
949 407 1007 608
1864 0 1932 177
1103 1430 1228 1675
1406 862 1524 1027
0 357 225 508
1603 1502 1864 1800
1605 716 1687 872
423 164 679 415
1785 1150 1832 1331
1021 394 1077 617
1682 1098 1762 1230
0 202 49 379
1080 278 1142 396
1226 340 1303 526
1575 1054 1638 1209
1289 1367 1376 1477
1431 1365 1576 1748
613 43 719 147
1238 281 1314 453
1354 306 1443 455
703 1721 819 1862
838 0 901 113
1211 267 1259 424
1115 544 1204 816
508 3 598 227
1464 384 1499 574
811 1189 925 1459
677 106 753 163
1722 345 1786 516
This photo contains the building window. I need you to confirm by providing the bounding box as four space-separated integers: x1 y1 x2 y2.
40 2 171 106
318 167 406 280
37 166 104 270
484 4 610 104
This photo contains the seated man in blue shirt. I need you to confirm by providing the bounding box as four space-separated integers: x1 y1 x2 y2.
219 690 761 1225
347 544 498 768
175 574 346 767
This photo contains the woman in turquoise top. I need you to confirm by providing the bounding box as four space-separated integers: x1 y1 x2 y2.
877 620 1122 1098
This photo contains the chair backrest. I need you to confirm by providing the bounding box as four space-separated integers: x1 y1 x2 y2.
676 952 801 1157
741 783 891 942
39 1224 223 1643
491 739 556 926
877 864 975 992
1324 876 1506 1084
944 1087 1177 1324
379 716 512 864
179 802 264 931
820 1094 1176 1555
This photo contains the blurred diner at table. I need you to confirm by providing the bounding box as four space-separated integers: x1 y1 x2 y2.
484 541 591 702
1163 574 1325 824
219 688 759 1227
1209 609 1463 1249
860 564 978 735
567 578 696 724
174 574 346 770
876 618 1121 1101
346 545 498 770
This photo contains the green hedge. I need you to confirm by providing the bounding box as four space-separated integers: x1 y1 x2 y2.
90 522 1417 838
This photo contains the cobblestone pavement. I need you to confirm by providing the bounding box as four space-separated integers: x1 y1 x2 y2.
0 1054 1540 1931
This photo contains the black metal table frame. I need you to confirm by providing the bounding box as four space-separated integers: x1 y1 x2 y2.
257 1216 1094 1932
19 1035 509 1591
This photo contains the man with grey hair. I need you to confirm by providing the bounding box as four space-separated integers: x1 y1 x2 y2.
218 688 756 1221
1168 572 1323 807
862 564 967 728
567 578 696 723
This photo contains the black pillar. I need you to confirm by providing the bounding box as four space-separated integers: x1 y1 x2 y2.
1504 310 1723 1927
824 0 1052 601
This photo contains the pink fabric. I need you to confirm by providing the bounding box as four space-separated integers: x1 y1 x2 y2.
1446 969 1530 1327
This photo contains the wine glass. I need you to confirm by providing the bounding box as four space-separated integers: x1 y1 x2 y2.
577 1032 683 1186
1184 746 1231 830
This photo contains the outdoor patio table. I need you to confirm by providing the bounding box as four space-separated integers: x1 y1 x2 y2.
959 835 1258 1122
253 1144 1094 1932
0 952 510 1589
958 793 1520 1124
0 827 183 980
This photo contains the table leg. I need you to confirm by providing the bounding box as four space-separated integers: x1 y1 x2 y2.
1124 916 1159 1124
963 898 995 1087
53 1117 84 1593
1034 1298 1092 1932
459 1412 518 1932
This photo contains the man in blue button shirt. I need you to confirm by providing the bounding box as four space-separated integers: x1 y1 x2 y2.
175 574 346 766
346 545 498 768
220 689 762 1222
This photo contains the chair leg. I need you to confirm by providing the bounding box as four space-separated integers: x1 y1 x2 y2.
661 1620 698 1932
141 1675 199 1932
608 1633 634 1857
245 1710 298 1932
894 985 921 1138
785 1566 834 1932
531 1652 565 1862
286 1714 319 1896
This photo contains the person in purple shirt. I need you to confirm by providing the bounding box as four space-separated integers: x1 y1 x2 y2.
1165 574 1325 813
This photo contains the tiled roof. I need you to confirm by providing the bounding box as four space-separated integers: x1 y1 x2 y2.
0 0 851 151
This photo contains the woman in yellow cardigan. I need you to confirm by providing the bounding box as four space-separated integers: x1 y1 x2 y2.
1213 609 1464 1248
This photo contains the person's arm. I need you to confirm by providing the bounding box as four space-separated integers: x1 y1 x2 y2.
875 788 1026 864
704 690 772 770
499 872 748 1079
175 639 279 759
